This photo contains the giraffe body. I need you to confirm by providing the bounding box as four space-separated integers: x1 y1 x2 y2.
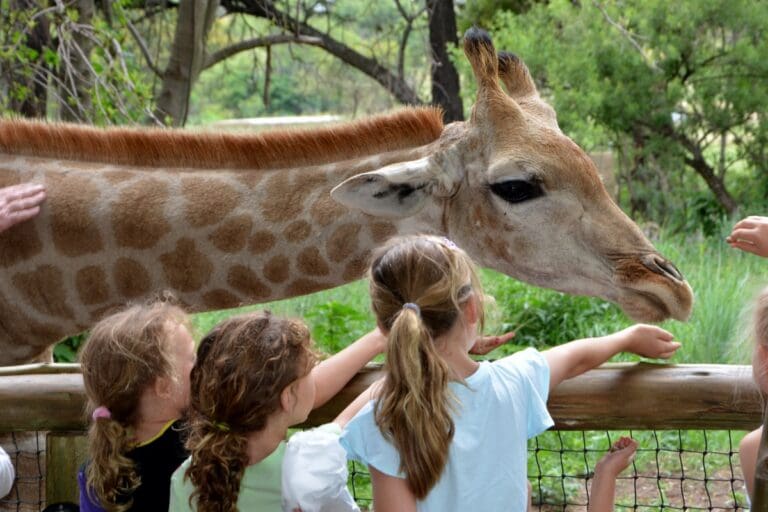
0 30 692 364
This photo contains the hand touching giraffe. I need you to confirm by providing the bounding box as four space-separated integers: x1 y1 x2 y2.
0 183 46 234
727 216 768 257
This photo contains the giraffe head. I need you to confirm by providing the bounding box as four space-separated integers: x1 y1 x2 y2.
332 28 693 322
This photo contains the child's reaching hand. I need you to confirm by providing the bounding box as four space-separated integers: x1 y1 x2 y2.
615 324 680 360
588 437 638 512
727 216 768 257
594 437 638 478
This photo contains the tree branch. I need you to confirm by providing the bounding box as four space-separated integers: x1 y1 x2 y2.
593 1 659 72
125 18 162 76
220 0 423 105
203 33 322 69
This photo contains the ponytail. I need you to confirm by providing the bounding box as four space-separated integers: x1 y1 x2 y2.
85 417 139 511
369 235 486 498
185 419 249 512
374 306 455 498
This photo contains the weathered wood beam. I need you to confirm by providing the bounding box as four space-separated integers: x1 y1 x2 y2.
0 362 760 432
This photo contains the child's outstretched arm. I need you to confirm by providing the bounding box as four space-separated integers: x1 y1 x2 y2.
727 216 768 257
311 329 387 409
588 437 638 512
544 324 680 390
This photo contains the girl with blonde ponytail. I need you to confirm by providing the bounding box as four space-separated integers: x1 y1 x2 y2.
78 299 196 512
341 235 681 511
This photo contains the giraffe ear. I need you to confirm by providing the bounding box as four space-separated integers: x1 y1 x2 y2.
330 156 435 218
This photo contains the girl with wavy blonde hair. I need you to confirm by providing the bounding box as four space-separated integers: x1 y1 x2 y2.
78 299 196 512
169 310 386 511
341 235 680 511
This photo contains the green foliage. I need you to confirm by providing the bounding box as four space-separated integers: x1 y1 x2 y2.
304 301 372 355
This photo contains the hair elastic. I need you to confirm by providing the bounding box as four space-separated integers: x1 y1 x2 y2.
92 406 111 421
403 302 421 315
213 421 231 432
440 237 458 250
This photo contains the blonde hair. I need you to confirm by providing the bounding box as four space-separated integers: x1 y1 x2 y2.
369 235 485 498
184 311 318 512
79 299 189 512
754 285 768 348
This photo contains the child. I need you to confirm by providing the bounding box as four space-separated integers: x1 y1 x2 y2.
169 311 386 511
729 215 768 502
78 300 195 512
340 235 680 511
738 285 768 500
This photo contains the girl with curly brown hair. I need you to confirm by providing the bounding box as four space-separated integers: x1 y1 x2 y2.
78 299 196 512
169 310 386 512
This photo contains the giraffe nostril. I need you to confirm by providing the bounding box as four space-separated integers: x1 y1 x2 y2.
642 254 683 282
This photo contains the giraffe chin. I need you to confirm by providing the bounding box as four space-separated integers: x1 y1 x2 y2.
617 285 693 323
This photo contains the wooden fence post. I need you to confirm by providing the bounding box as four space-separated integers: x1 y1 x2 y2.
45 432 87 505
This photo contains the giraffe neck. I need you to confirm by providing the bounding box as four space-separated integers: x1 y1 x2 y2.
0 143 442 363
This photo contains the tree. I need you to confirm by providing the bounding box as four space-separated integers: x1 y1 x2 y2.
491 0 768 220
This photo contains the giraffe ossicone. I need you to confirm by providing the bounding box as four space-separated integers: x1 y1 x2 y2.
0 28 692 365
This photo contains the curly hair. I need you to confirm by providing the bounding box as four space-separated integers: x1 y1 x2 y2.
79 299 189 512
184 311 317 512
369 235 485 499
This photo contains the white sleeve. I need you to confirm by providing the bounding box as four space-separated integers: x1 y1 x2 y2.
282 423 360 512
0 447 14 498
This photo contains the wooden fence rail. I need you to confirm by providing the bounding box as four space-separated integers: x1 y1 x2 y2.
0 361 762 431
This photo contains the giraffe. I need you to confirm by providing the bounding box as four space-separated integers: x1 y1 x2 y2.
0 28 692 365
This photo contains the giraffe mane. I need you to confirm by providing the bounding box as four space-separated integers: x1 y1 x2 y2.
0 107 444 170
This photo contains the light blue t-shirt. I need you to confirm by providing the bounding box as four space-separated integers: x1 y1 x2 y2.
340 347 553 512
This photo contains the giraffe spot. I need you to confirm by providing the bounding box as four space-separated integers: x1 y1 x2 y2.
249 231 276 254
260 173 311 223
327 224 361 263
285 220 312 243
103 170 136 184
182 177 240 228
0 291 65 358
47 173 103 256
160 238 213 292
342 251 371 281
370 221 397 244
297 247 330 276
209 215 253 253
0 168 21 188
112 178 171 249
114 258 151 299
285 278 332 297
263 255 290 283
203 289 242 310
12 265 74 319
310 194 347 227
89 303 122 322
0 222 42 267
227 265 271 299
236 172 264 190
76 266 110 305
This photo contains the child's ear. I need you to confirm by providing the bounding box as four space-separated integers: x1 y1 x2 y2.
280 383 297 413
153 376 174 399
463 295 479 325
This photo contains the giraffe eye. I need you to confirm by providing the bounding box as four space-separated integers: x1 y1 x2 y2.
490 179 544 204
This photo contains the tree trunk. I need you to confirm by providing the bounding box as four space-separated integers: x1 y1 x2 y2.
683 147 739 216
154 0 220 126
7 0 50 118
426 0 463 122
60 0 95 122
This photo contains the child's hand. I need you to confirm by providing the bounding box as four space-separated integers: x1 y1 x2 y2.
727 216 768 257
594 437 637 478
469 331 515 355
619 324 680 359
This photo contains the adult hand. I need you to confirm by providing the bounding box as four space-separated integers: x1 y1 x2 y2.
0 183 46 233
469 331 515 355
727 216 768 258
620 324 679 359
